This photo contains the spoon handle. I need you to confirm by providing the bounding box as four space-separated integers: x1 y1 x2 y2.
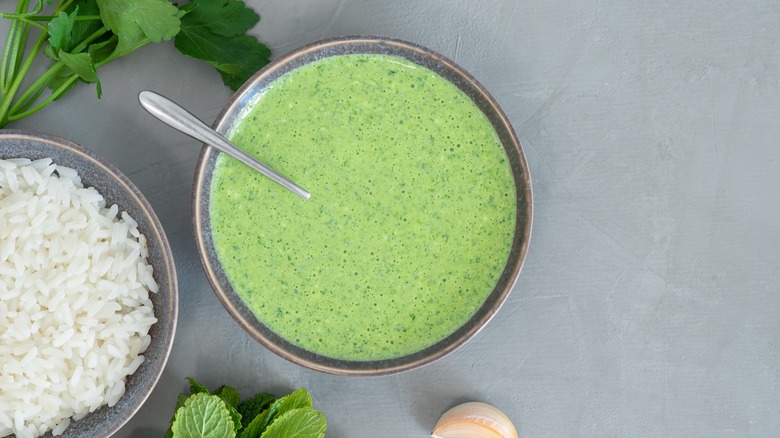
138 90 311 200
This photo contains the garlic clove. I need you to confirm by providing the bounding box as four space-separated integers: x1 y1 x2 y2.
432 402 518 438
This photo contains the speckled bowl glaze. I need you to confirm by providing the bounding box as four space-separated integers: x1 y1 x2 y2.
0 130 178 437
193 35 532 376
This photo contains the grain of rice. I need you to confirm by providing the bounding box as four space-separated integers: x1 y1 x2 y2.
0 158 158 437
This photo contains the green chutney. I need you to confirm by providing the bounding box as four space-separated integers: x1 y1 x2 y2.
210 54 516 361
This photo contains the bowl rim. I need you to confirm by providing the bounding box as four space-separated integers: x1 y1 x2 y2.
192 35 533 376
0 128 179 435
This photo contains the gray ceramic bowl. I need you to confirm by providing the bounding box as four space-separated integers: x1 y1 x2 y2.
193 35 532 376
0 130 178 437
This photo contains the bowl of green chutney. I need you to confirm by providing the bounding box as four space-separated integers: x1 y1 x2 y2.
193 35 533 375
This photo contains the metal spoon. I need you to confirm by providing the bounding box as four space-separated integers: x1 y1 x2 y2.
138 90 311 200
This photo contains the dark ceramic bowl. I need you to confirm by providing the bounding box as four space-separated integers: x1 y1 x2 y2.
193 35 532 376
0 130 178 437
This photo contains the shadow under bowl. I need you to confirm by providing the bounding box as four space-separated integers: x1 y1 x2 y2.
0 130 178 437
193 35 532 376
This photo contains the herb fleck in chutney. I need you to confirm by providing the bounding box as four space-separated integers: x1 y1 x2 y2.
209 54 516 361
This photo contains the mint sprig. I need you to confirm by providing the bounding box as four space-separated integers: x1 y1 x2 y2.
167 378 326 438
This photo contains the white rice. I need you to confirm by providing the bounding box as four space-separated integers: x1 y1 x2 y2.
0 158 158 438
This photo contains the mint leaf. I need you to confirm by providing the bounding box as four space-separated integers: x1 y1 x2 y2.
171 393 236 438
273 388 313 417
165 393 190 438
215 385 243 433
215 385 241 408
48 9 78 50
226 404 243 433
184 0 259 37
187 377 210 395
96 0 180 43
238 410 268 438
175 392 190 410
175 0 270 91
237 393 276 430
259 408 326 438
238 389 312 438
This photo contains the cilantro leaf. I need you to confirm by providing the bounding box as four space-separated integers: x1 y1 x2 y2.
48 9 78 50
259 408 326 438
57 52 97 82
112 31 152 59
68 0 107 47
237 393 276 430
238 388 312 438
52 1 109 53
184 0 259 37
171 393 236 438
45 65 78 98
96 0 180 43
175 32 270 91
57 51 101 96
87 35 119 64
175 0 270 91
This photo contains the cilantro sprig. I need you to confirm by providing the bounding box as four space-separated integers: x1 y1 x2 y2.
0 0 271 127
166 378 327 438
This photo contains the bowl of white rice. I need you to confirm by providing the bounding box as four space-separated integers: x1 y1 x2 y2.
0 130 178 438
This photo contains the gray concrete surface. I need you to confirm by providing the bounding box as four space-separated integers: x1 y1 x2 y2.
9 0 780 436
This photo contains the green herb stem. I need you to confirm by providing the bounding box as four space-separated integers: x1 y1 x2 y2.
0 27 48 126
9 75 49 115
7 73 78 122
0 0 30 92
4 16 47 32
0 21 22 91
0 0 45 19
54 0 76 15
0 13 101 22
8 62 66 115
11 20 34 83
